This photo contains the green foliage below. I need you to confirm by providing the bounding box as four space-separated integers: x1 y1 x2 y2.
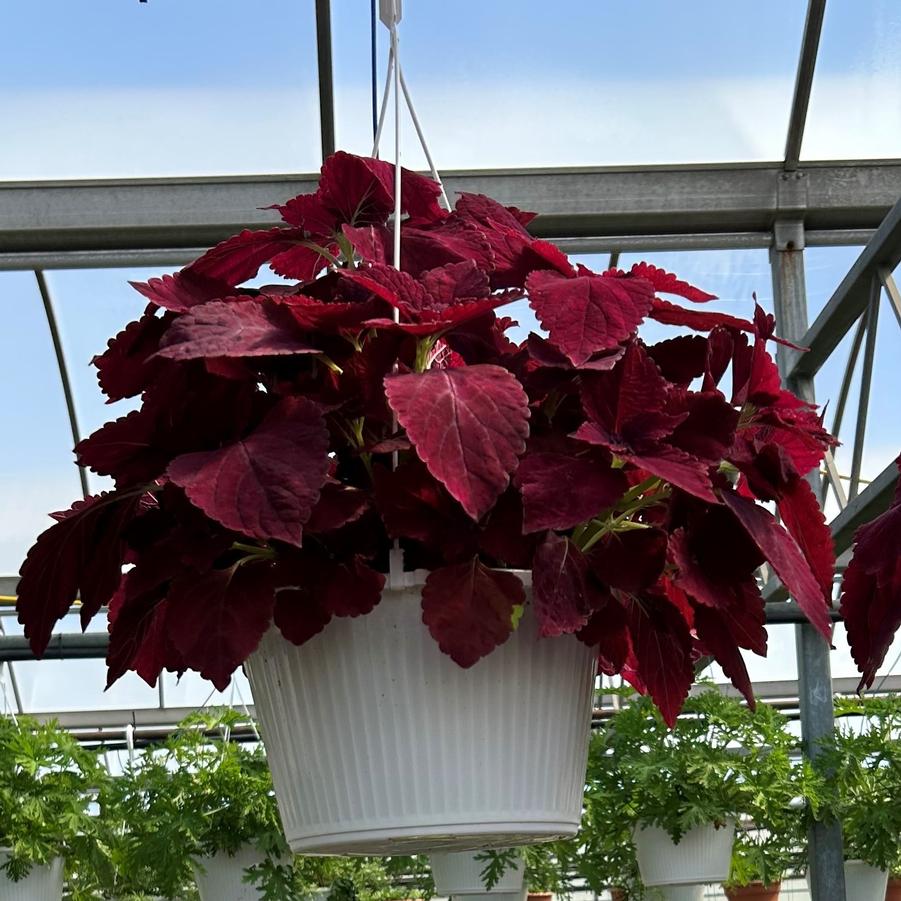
0 715 102 882
811 694 901 872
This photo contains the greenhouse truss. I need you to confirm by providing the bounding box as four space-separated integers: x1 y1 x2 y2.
0 1 899 899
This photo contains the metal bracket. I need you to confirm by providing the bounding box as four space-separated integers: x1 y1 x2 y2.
777 169 809 216
774 219 806 252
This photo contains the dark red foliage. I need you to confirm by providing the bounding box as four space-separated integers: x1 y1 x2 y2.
526 268 654 366
839 457 901 690
422 558 526 666
516 450 627 532
168 397 329 546
384 365 529 520
531 532 597 637
15 151 852 717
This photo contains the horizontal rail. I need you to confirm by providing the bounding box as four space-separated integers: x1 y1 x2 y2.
1 161 899 258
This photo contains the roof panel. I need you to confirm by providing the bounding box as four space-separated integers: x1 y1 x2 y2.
0 0 321 180
803 0 901 160
333 0 806 168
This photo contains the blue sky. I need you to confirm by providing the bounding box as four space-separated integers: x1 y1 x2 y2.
0 0 900 710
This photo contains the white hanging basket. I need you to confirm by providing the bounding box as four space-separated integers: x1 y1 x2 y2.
429 850 524 895
192 847 268 901
246 571 598 854
633 820 736 887
841 860 888 901
0 853 64 901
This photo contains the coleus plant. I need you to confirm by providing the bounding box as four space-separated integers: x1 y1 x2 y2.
17 150 851 724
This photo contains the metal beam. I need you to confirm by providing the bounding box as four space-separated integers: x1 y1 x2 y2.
830 461 899 555
770 222 846 901
0 600 849 664
314 0 336 160
792 194 901 379
1 161 899 257
784 0 827 170
35 271 89 499
0 228 878 272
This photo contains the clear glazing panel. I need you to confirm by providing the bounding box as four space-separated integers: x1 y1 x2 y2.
0 0 321 179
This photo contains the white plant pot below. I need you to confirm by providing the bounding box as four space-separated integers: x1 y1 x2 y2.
841 860 888 901
453 892 526 901
647 886 704 901
633 820 736 886
430 851 524 895
192 847 268 901
247 572 598 855
0 853 64 901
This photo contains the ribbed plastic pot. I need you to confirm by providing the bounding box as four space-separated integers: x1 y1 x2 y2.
0 854 64 901
841 860 888 901
633 820 736 886
429 850 524 895
246 571 598 855
723 882 781 901
192 847 267 901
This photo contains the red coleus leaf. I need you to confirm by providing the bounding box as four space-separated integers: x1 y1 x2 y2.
515 451 628 532
720 487 833 639
130 270 234 313
166 562 277 690
349 260 494 321
185 227 331 286
363 297 516 336
527 269 654 366
93 309 171 402
839 461 901 689
452 193 570 288
647 335 710 386
281 294 385 331
273 553 385 646
692 603 756 707
421 558 526 667
668 391 739 464
385 365 530 521
526 333 625 372
17 491 147 656
420 260 491 305
477 486 538 568
107 575 171 688
588 528 668 594
577 589 631 675
625 591 695 727
649 298 768 335
777 476 835 604
300 150 444 227
372 458 478 563
575 343 717 502
531 532 598 637
627 262 717 302
156 298 319 360
575 429 718 504
77 367 258 488
306 481 370 533
345 218 495 278
168 397 329 545
578 341 682 445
